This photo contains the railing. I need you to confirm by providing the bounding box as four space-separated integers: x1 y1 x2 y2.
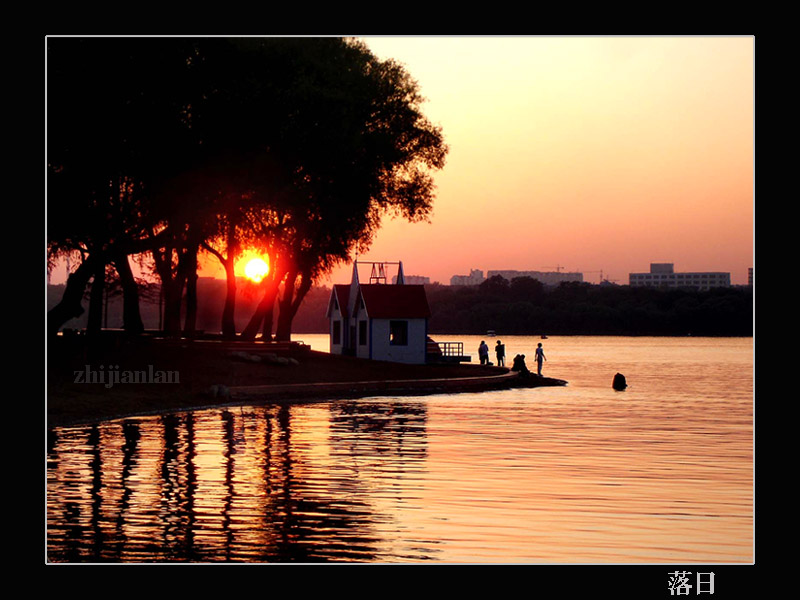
428 341 464 357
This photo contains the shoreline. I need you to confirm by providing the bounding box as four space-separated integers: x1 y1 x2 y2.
47 337 565 428
46 369 566 429
47 370 527 429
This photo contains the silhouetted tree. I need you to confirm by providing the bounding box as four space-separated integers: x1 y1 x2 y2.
424 282 752 336
47 38 202 336
509 276 545 302
47 37 447 341
479 274 511 297
211 38 448 340
112 252 145 334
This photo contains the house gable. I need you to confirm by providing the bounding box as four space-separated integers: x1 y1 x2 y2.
326 285 350 318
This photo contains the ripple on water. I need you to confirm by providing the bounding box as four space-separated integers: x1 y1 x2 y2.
47 336 753 563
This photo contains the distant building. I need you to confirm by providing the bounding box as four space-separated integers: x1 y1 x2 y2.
392 274 430 285
629 263 731 291
748 267 753 287
327 261 432 364
450 269 485 286
487 269 583 287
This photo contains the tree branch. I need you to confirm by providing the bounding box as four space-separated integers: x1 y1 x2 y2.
200 241 226 265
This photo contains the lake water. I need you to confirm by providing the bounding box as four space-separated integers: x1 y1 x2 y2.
46 335 753 563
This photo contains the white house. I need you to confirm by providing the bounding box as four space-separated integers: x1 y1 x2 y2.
327 261 432 364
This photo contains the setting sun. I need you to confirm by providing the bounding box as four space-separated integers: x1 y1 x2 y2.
243 257 269 283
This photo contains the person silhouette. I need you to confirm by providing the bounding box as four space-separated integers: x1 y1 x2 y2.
478 340 489 365
511 353 530 376
535 342 547 375
495 340 506 367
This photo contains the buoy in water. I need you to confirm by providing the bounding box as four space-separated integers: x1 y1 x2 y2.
612 373 627 391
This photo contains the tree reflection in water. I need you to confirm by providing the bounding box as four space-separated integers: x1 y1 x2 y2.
47 400 434 562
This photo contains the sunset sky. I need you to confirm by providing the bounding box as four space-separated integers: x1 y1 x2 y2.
324 35 754 285
48 36 754 287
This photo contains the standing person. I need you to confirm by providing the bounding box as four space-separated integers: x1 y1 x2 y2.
478 340 489 365
535 342 547 375
495 340 506 367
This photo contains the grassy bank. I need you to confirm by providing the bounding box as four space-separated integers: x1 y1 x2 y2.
46 335 504 427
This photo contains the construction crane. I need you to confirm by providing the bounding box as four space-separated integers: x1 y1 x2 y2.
583 269 605 283
583 269 619 285
541 264 565 273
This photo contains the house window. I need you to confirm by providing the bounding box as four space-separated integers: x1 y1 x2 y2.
359 320 367 346
390 320 408 346
332 320 341 345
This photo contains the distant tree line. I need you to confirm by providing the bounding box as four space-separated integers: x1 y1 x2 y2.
54 274 750 337
423 276 753 336
255 275 753 337
47 278 333 335
47 37 446 341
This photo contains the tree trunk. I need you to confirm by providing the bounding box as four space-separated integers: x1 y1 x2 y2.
220 219 239 339
241 282 279 340
153 250 186 338
183 244 199 336
274 269 297 342
86 263 105 336
114 253 144 335
275 269 311 342
288 271 312 334
48 255 98 336
221 258 237 338
162 277 183 337
262 303 274 341
240 260 285 341
152 233 194 338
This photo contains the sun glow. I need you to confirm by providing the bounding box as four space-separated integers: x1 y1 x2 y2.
242 257 269 283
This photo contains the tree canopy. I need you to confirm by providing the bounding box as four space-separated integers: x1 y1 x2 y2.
47 37 448 338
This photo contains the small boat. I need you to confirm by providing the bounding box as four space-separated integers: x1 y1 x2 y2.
486 330 496 337
541 335 548 339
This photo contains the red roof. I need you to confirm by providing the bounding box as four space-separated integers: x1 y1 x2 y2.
329 285 351 317
358 284 431 319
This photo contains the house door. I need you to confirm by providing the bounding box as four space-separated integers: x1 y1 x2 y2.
345 325 357 356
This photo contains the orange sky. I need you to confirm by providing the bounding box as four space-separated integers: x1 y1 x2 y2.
321 36 754 286
49 36 754 287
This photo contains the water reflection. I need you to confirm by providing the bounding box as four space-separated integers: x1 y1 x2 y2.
47 337 753 563
47 401 432 562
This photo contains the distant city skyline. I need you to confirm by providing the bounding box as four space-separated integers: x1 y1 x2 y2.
322 36 754 287
47 255 750 287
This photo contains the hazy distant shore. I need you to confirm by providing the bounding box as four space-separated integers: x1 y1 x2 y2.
48 281 753 339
